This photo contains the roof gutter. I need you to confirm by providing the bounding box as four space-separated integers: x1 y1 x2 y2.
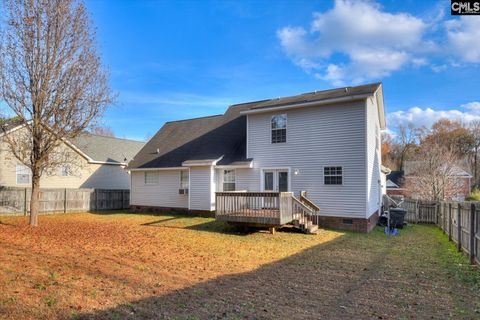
89 160 127 166
240 93 372 115
128 166 186 172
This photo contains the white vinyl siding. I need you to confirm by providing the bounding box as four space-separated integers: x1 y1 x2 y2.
247 101 367 218
366 96 382 217
130 170 188 208
189 166 215 211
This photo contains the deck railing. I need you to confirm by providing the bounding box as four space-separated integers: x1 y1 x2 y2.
292 195 320 226
216 191 282 225
216 191 320 226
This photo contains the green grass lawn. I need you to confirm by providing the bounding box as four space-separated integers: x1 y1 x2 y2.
0 212 479 319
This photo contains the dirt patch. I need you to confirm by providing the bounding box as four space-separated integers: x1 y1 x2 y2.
0 212 478 319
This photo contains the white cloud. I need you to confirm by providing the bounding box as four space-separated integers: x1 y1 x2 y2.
277 0 480 85
387 102 480 129
446 16 480 63
277 0 429 85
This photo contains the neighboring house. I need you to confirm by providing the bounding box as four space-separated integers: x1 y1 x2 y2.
386 170 406 197
0 123 145 189
402 161 472 201
128 82 386 232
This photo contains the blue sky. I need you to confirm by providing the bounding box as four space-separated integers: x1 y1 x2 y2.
86 0 480 140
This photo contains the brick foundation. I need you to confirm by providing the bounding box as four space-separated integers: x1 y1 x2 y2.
129 205 215 217
317 211 379 233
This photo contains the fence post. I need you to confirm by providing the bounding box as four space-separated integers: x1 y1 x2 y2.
95 189 98 211
448 203 452 242
64 188 67 214
415 201 419 224
23 187 27 216
457 203 462 252
470 203 476 264
443 203 446 234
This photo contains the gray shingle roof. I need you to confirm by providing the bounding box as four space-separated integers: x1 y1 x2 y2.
71 134 145 165
245 82 381 111
127 103 254 169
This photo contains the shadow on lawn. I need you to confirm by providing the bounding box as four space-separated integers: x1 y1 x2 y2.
74 228 457 320
142 218 260 236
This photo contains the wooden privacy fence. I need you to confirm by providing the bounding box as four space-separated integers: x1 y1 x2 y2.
0 187 129 215
400 199 479 265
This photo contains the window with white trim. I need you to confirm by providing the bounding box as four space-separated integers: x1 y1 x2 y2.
180 171 189 189
16 164 31 184
144 171 159 185
271 114 287 143
60 165 70 177
223 170 236 191
324 166 342 185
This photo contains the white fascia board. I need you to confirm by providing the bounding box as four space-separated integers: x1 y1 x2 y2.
182 156 223 167
88 160 126 166
215 161 253 169
374 84 386 129
240 94 372 115
128 166 185 172
0 123 27 137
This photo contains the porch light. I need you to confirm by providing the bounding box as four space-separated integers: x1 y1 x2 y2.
294 169 299 175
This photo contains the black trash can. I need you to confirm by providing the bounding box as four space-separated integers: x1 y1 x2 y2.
389 208 407 228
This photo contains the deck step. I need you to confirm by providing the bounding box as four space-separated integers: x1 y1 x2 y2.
306 224 319 234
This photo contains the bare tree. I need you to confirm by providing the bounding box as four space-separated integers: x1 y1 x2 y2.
0 0 113 226
469 120 480 186
90 125 115 137
394 123 420 171
404 142 463 201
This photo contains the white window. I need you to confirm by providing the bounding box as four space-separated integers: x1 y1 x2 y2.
16 164 31 184
180 171 189 189
144 171 159 185
60 165 70 177
223 170 235 191
271 114 287 143
324 166 343 185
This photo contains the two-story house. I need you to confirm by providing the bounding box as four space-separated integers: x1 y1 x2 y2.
127 82 386 232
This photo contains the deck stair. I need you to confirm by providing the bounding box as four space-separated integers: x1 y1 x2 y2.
291 192 320 234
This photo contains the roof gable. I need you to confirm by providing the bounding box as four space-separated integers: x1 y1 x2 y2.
71 134 145 164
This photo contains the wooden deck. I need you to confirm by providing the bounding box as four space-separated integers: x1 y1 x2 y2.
215 191 321 230
215 209 281 225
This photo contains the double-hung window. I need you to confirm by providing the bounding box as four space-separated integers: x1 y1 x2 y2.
16 164 31 184
223 170 236 191
271 114 287 143
180 171 189 189
324 166 343 185
60 165 70 177
144 171 159 185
